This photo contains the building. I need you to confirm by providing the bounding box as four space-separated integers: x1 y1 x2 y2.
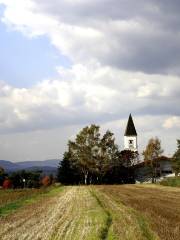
124 114 138 152
124 114 173 181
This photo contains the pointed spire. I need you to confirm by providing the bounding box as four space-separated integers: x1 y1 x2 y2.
124 114 137 136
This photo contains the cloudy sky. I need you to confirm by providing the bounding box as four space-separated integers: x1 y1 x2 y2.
0 0 179 161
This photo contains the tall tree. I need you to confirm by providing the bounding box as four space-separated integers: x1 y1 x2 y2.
172 139 180 176
120 150 138 183
57 152 80 185
96 130 120 183
143 137 163 183
68 125 100 184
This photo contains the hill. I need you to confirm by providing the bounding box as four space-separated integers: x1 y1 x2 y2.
0 159 60 175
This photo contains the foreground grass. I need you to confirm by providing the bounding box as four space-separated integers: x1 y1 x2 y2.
0 186 111 240
92 187 158 240
0 185 179 240
97 184 180 240
0 187 63 216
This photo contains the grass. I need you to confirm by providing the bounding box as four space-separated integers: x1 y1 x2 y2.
0 185 179 239
90 190 114 240
92 187 158 240
160 176 180 187
0 186 63 216
0 187 111 240
0 188 45 207
97 184 180 240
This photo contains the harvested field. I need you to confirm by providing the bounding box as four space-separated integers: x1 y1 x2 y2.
97 184 180 240
0 188 46 207
0 187 109 240
0 185 179 240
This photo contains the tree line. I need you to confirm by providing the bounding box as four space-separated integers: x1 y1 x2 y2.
0 169 54 189
1 124 180 187
57 124 180 185
57 124 138 185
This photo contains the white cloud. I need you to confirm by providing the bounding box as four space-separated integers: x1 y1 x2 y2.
0 0 180 159
0 63 179 134
163 116 180 129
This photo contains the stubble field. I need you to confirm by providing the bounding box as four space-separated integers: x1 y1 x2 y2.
0 184 180 240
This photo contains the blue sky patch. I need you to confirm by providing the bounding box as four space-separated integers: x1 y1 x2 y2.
0 6 71 88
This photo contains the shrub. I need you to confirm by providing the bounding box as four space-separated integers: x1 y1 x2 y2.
3 179 12 189
41 176 52 187
160 177 180 187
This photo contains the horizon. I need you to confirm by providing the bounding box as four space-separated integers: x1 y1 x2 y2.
0 1 179 162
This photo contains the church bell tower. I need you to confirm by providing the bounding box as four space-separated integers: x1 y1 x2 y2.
124 114 138 151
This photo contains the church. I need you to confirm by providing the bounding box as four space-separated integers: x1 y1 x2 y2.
124 114 173 181
124 114 138 152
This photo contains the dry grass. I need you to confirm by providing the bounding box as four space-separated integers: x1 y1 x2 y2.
92 187 158 240
0 187 108 240
96 184 180 240
0 185 179 240
0 188 46 207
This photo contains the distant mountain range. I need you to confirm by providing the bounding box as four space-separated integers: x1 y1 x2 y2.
0 159 60 175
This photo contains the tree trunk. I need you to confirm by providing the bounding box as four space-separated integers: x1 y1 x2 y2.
84 172 88 185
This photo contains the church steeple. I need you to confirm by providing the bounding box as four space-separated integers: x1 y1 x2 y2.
124 114 137 136
124 114 138 151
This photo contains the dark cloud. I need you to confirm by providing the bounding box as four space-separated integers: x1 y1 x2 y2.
34 0 180 75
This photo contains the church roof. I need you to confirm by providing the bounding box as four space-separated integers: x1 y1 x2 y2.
124 114 137 136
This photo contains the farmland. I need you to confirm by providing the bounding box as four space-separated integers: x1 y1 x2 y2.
0 185 180 240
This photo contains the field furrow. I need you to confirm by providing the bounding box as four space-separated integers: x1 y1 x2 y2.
0 185 179 240
96 185 180 240
0 187 107 240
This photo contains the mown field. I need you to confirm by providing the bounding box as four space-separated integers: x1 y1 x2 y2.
0 184 180 240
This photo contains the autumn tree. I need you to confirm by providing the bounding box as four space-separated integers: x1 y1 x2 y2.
41 176 52 187
172 139 180 176
3 179 12 189
143 137 163 183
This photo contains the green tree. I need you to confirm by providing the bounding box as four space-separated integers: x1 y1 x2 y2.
57 152 80 185
172 139 180 176
96 130 120 183
120 150 138 183
68 125 100 184
67 125 121 184
143 137 163 183
121 150 139 168
10 170 41 188
0 167 6 186
0 167 4 175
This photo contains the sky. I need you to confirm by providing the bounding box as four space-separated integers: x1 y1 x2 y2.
0 0 179 161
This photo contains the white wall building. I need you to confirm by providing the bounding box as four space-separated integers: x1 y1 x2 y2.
124 114 138 152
